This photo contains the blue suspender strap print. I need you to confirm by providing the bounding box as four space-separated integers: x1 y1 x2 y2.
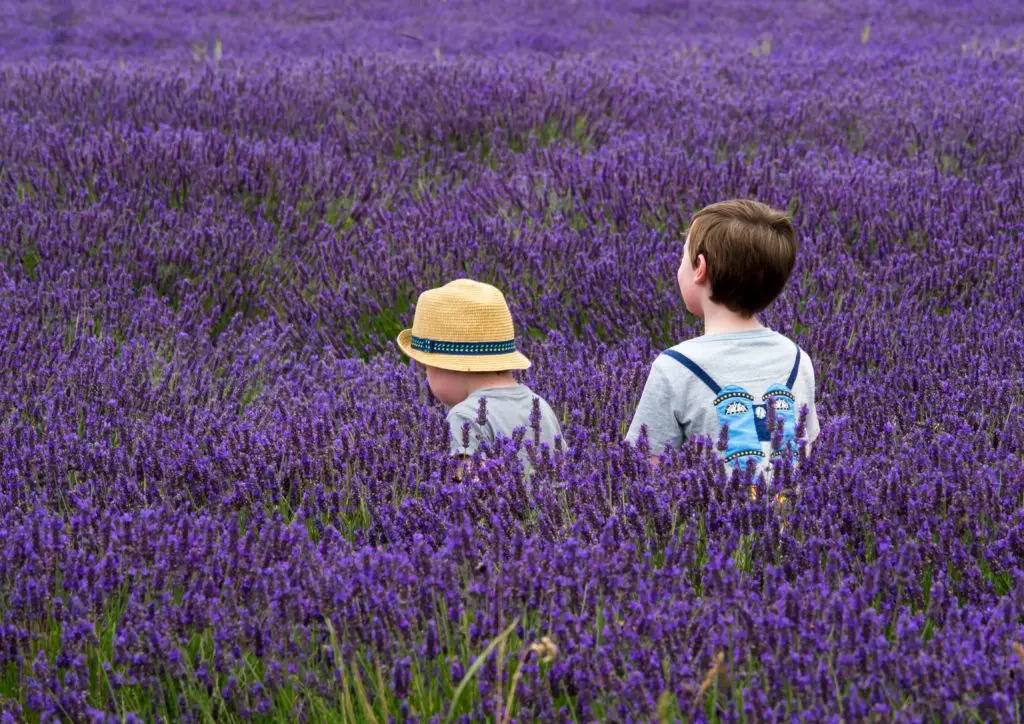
661 349 721 394
761 345 803 459
662 346 800 392
660 349 763 465
786 346 802 389
660 345 803 467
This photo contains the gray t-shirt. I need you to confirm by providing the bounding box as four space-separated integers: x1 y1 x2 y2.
626 328 820 454
447 385 563 457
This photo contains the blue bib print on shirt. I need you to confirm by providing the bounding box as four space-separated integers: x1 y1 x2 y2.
663 345 802 470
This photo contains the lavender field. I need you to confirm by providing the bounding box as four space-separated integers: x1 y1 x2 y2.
2 0 1024 720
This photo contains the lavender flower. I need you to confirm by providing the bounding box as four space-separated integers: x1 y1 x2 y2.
0 1 1021 720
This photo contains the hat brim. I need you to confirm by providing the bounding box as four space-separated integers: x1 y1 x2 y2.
397 329 531 372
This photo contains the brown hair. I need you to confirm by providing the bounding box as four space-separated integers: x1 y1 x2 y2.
686 199 797 316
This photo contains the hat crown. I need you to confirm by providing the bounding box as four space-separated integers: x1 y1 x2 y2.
412 279 515 343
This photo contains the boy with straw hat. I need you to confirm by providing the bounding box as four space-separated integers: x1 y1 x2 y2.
397 279 562 462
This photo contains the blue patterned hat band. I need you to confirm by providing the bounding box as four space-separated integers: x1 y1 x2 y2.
410 336 517 355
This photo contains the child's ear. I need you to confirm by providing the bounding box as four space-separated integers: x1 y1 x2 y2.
694 254 708 284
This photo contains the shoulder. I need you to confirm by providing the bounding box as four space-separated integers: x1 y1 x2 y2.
640 349 698 398
758 330 811 361
663 334 741 364
775 334 816 386
783 336 815 373
798 348 817 385
655 339 716 377
666 337 707 355
446 397 480 424
520 386 557 411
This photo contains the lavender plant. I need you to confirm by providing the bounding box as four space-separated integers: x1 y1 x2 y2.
1 0 1024 720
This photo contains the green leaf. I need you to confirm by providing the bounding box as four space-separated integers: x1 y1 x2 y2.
447 617 520 722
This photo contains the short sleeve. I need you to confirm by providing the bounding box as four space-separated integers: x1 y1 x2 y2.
447 406 489 456
798 353 820 444
625 361 684 452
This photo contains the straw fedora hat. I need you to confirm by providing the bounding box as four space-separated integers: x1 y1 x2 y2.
396 279 531 372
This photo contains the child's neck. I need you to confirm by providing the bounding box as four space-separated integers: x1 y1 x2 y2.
701 303 763 336
465 371 518 395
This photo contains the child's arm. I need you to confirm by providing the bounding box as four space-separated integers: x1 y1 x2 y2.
798 355 821 456
449 414 483 455
447 408 488 479
802 406 818 457
625 360 684 462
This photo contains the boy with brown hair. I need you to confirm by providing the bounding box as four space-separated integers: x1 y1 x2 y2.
626 199 819 469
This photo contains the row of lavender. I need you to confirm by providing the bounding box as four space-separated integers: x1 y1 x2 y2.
3 1 1024 720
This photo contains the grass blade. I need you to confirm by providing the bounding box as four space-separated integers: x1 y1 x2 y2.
447 617 519 723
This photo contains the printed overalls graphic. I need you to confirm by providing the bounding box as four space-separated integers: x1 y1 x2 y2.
662 346 803 470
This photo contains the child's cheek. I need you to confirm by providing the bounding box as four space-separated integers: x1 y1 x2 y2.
678 267 698 314
425 367 440 400
685 290 702 317
425 370 455 407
